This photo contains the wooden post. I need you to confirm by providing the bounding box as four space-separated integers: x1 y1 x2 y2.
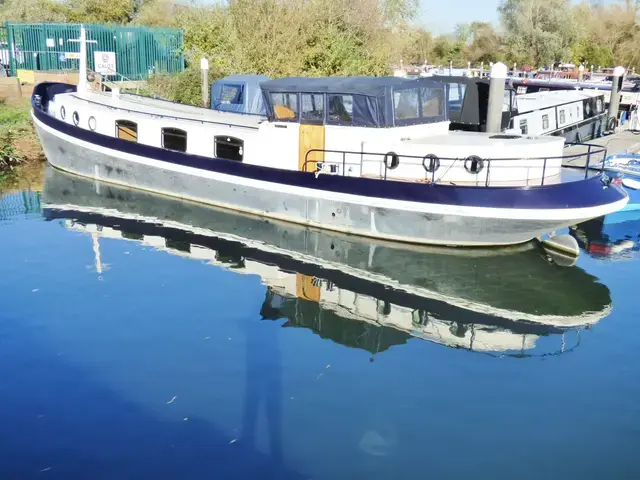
608 66 626 131
201 57 209 108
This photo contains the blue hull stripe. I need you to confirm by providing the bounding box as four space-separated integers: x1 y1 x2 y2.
32 82 627 210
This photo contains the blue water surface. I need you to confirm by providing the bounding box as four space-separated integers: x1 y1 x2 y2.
1 175 639 480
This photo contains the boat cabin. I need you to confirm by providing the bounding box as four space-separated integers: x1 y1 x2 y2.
43 74 568 186
431 75 516 132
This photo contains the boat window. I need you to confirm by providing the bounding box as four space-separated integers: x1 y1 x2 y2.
328 95 353 124
88 116 96 131
115 120 138 142
393 88 420 122
220 84 244 105
300 93 325 124
447 83 467 111
215 136 244 161
519 119 528 134
559 109 566 124
421 87 445 117
542 114 549 129
503 90 513 112
270 93 298 121
162 127 187 152
72 111 80 126
577 105 580 117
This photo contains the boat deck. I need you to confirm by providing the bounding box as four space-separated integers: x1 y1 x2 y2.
405 131 563 148
68 90 265 129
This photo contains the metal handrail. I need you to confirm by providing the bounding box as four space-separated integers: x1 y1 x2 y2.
303 143 607 187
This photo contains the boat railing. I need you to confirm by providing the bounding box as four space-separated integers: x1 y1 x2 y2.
303 143 607 187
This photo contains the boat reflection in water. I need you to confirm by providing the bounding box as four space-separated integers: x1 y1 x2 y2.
571 211 640 259
42 166 612 358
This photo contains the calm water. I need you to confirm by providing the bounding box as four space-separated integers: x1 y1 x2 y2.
1 166 639 479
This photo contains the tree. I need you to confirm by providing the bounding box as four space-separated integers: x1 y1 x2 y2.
499 0 577 67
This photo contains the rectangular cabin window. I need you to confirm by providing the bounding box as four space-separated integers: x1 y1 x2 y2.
215 136 244 161
220 84 244 105
300 93 325 124
559 109 566 124
577 105 580 118
421 87 445 117
447 83 467 111
162 127 187 152
270 93 298 121
116 120 138 142
328 95 353 124
519 119 528 134
393 88 420 122
542 114 549 130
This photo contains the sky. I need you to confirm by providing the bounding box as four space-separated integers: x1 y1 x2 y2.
421 0 502 34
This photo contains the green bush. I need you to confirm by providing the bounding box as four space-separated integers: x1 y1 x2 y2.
146 67 220 107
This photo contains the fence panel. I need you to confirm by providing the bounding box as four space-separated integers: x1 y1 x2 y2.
4 22 184 79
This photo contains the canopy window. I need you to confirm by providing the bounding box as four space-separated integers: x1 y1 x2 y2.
328 95 353 124
271 93 298 121
301 93 325 124
393 87 447 126
220 84 244 105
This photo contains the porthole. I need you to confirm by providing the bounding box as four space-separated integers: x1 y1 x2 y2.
72 111 80 126
60 106 66 120
88 116 97 131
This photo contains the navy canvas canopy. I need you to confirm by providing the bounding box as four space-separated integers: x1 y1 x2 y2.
260 76 420 97
260 76 447 127
211 74 269 115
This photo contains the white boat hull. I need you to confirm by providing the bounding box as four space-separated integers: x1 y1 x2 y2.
33 114 627 246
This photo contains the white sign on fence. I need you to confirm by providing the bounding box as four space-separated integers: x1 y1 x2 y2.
46 38 55 48
94 51 116 75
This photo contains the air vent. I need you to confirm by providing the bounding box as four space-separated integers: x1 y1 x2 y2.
489 134 521 139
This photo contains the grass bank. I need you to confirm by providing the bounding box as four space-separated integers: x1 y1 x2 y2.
0 99 45 186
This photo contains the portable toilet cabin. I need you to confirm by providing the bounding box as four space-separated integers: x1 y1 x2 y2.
210 74 269 115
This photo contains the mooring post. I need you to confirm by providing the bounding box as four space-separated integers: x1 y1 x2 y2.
200 58 209 108
78 25 87 94
608 66 626 131
486 62 507 134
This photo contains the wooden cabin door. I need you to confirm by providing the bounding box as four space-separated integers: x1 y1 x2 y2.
298 124 325 172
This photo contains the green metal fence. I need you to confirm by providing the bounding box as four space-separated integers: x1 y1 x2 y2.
4 22 184 80
0 24 8 68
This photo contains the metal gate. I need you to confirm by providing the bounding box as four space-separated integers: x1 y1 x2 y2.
0 24 8 68
4 22 184 80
